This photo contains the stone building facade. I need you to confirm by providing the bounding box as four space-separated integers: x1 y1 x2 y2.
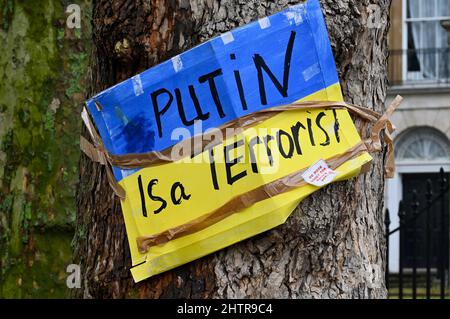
385 0 450 272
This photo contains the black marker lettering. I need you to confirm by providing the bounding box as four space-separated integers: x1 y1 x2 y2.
138 175 148 217
307 115 315 146
316 112 330 146
248 136 262 173
189 85 210 122
277 130 295 158
253 31 296 105
147 179 167 214
175 88 195 126
234 70 248 111
224 139 247 185
209 148 220 190
199 69 226 118
151 88 173 138
175 87 210 127
230 52 248 111
262 135 274 167
291 121 306 155
170 182 191 205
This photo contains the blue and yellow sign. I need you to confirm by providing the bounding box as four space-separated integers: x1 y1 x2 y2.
84 0 372 282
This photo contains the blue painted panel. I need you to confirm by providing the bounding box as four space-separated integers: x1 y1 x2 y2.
85 0 340 180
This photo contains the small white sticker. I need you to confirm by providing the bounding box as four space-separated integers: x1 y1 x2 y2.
221 32 234 45
302 159 337 187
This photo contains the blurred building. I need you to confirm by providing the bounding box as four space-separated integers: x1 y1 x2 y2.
385 0 450 273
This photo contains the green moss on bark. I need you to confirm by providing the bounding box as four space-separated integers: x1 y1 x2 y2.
0 0 92 298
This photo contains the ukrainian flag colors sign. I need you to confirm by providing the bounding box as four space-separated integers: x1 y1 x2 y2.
84 0 372 282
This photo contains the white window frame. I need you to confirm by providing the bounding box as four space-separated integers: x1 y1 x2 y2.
401 0 450 82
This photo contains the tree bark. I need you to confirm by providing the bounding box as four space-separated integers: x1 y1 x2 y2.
74 0 391 299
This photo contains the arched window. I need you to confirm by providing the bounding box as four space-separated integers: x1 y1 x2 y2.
395 127 450 162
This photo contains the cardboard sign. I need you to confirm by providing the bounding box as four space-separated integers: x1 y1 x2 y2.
84 0 372 282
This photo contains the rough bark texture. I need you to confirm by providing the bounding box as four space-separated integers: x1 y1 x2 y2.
74 0 391 298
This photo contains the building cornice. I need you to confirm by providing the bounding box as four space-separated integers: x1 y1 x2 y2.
388 84 450 95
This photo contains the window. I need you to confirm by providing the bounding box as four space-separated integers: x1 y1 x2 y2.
404 0 450 82
396 127 450 162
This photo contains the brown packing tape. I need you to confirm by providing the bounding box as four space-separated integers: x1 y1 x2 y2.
81 107 126 199
136 142 368 252
384 120 396 178
82 99 399 169
80 96 403 196
368 96 403 152
365 95 403 178
111 101 380 168
80 135 106 165
81 106 103 147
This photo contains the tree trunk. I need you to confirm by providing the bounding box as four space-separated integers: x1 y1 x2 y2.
74 0 391 299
